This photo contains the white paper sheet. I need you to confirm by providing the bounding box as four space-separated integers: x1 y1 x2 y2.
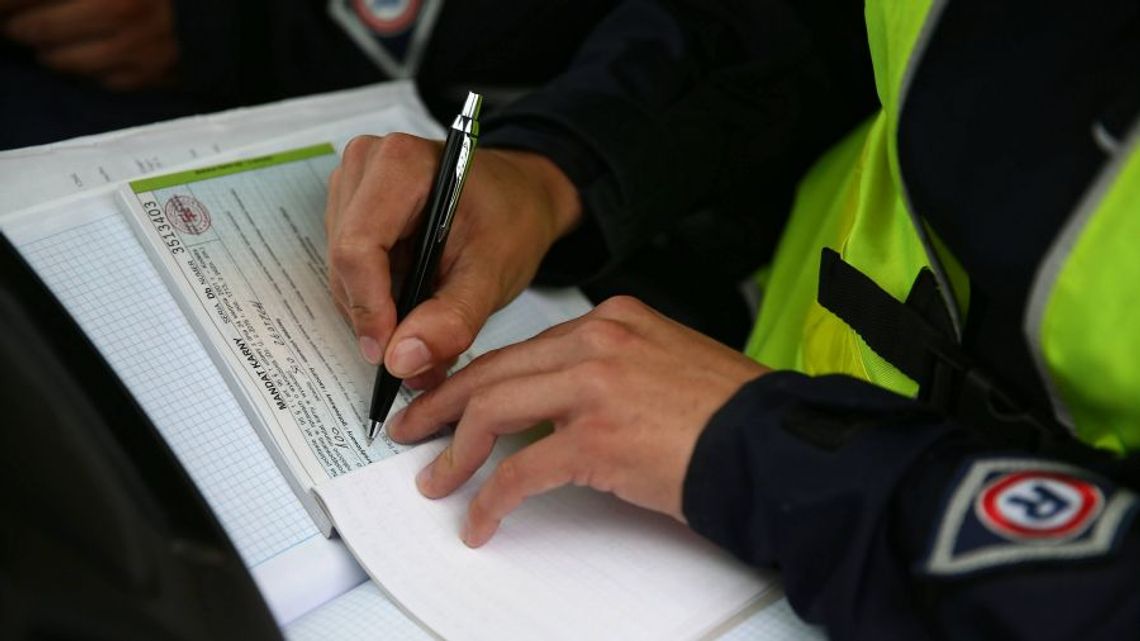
316 438 774 641
0 81 426 215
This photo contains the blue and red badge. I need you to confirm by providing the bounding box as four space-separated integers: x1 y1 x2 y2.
975 470 1104 541
923 459 1137 576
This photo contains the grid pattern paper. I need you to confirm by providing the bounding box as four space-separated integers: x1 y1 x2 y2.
285 582 432 641
721 599 825 641
17 211 318 567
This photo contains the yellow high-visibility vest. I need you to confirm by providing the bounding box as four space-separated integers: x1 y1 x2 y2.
745 0 1140 454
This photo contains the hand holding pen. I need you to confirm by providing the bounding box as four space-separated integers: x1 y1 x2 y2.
323 93 584 433
365 91 483 440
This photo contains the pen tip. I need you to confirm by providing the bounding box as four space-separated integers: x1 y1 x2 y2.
367 420 380 445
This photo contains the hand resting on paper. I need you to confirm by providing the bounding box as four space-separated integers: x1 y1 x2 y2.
0 0 179 89
325 133 582 389
385 295 770 547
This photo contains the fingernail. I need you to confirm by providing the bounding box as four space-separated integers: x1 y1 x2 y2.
384 407 408 439
389 337 431 377
415 465 432 495
359 336 383 365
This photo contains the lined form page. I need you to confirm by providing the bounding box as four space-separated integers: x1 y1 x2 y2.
5 197 318 567
316 438 773 641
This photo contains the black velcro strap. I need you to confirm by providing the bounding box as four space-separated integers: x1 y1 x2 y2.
817 248 950 383
816 247 1069 447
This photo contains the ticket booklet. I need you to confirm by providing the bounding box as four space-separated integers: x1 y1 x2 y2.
118 145 774 641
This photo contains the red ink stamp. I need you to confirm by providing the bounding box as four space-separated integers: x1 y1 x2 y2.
165 195 211 235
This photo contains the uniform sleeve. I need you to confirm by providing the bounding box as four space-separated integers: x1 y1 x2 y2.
169 0 378 106
684 371 1140 641
481 0 875 284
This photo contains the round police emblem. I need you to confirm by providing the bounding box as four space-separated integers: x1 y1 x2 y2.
353 0 421 35
975 471 1104 541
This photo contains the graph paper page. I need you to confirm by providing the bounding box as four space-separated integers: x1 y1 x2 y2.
285 581 433 641
4 194 319 568
720 599 825 641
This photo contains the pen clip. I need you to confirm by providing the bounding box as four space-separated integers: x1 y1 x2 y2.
438 135 474 242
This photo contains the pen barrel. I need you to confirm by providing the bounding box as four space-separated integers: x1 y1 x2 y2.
394 125 473 318
369 364 406 423
367 93 481 428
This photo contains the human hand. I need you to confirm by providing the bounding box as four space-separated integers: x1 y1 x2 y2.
0 0 178 90
325 133 582 389
386 296 770 547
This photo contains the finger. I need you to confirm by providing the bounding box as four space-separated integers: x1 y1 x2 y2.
325 151 376 350
37 34 128 75
383 271 495 379
382 223 541 379
324 137 371 241
323 167 356 323
461 433 578 547
4 0 115 47
323 163 343 241
404 363 449 391
415 370 579 501
387 336 580 443
329 274 353 324
327 157 396 365
334 135 374 204
328 136 436 357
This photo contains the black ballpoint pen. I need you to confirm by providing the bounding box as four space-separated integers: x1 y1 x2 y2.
366 91 482 443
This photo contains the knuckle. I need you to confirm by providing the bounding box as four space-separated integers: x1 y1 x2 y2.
595 295 647 319
341 135 377 166
464 389 498 426
468 345 504 370
438 300 481 348
328 240 371 274
378 132 420 157
571 360 621 397
492 457 524 495
349 303 376 327
578 318 632 353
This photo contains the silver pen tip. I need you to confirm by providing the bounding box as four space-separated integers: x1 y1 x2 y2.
461 92 483 120
367 419 380 444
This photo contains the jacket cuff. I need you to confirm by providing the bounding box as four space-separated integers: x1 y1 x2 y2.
683 371 952 577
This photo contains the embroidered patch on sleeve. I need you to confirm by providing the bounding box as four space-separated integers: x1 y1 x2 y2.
922 458 1138 576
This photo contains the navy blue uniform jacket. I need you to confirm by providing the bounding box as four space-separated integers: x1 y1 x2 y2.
480 1 1140 639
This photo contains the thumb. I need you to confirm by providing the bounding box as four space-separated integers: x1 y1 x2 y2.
384 268 498 378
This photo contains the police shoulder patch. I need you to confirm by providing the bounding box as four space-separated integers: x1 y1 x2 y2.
922 457 1138 576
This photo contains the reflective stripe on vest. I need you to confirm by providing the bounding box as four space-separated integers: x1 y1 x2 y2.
1025 122 1140 454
